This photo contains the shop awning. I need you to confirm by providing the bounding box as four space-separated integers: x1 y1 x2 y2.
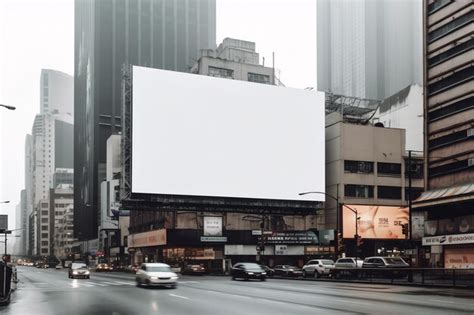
412 183 474 208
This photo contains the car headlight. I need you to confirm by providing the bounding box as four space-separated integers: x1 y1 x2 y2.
73 271 78 275
151 277 158 280
84 271 90 274
247 272 254 275
171 276 179 280
262 272 267 275
288 269 294 272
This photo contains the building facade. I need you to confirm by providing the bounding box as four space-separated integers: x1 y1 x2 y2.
325 112 424 258
40 69 74 116
317 0 423 100
412 0 473 268
190 38 277 84
51 185 74 260
74 0 217 241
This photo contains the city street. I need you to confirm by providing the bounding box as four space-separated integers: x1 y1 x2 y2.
2 266 474 315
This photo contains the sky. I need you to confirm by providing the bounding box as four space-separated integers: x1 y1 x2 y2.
0 0 316 242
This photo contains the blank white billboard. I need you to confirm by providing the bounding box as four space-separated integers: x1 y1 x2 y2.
132 66 325 202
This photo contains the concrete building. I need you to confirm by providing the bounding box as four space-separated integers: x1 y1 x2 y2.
51 185 74 260
40 69 74 116
325 112 424 257
412 0 473 268
190 38 278 85
27 70 73 256
74 0 217 241
317 0 423 100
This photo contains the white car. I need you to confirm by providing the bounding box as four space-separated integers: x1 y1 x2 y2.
335 257 364 269
135 263 179 288
302 259 335 278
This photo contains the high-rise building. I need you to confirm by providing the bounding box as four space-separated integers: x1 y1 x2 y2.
317 0 423 100
40 69 74 116
74 0 217 240
412 0 473 268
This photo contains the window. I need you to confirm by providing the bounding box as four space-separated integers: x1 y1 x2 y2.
427 0 453 14
41 241 48 246
41 249 48 254
428 38 473 68
428 65 473 96
344 160 374 173
41 226 48 231
41 233 48 238
428 11 473 42
378 186 402 200
248 72 271 84
41 202 48 208
41 210 48 216
430 159 471 177
429 129 471 149
41 218 48 223
344 185 374 198
377 163 402 176
428 96 474 121
405 162 424 179
208 66 233 78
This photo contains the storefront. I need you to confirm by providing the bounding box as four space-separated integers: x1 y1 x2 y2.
422 233 474 268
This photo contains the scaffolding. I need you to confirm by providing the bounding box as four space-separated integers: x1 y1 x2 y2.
325 93 381 124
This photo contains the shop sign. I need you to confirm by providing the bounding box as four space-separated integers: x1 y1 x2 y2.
128 229 167 248
422 233 474 246
262 231 318 244
204 216 222 236
252 230 262 236
200 236 227 242
305 246 335 255
275 245 288 255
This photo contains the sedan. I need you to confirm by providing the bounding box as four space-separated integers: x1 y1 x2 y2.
69 262 90 279
96 263 113 272
135 263 179 288
181 264 207 275
273 265 303 277
231 263 266 281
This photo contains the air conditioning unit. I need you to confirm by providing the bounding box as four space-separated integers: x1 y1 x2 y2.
467 128 474 137
469 158 474 167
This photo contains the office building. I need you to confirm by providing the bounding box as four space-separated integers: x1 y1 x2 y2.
74 0 216 240
317 0 422 100
412 0 473 268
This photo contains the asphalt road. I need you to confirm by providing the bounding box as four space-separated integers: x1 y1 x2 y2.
2 266 474 315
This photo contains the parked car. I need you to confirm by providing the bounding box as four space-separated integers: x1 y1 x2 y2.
260 265 274 277
181 264 207 275
55 264 63 270
334 257 364 269
68 262 90 279
273 265 303 277
135 263 179 288
362 257 409 268
302 259 335 278
96 263 113 272
231 263 266 281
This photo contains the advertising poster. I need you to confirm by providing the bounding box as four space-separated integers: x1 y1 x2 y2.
203 216 223 236
343 205 409 239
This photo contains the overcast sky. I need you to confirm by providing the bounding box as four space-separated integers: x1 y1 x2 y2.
0 0 316 236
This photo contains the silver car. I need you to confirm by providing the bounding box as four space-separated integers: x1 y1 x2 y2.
135 263 179 288
335 257 364 269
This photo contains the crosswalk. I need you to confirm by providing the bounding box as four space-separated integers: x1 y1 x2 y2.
22 279 136 290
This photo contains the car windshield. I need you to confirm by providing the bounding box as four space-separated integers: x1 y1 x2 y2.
71 263 87 269
241 263 263 271
146 266 172 272
384 258 407 265
321 260 334 265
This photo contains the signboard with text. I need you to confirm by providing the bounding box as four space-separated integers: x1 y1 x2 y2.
204 216 222 236
261 231 318 244
422 233 474 246
128 229 167 248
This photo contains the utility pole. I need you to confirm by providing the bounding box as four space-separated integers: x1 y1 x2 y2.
408 150 413 240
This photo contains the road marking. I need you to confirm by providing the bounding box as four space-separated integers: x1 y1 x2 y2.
86 281 107 287
101 281 122 285
113 281 134 286
31 282 49 285
169 293 190 300
333 299 370 306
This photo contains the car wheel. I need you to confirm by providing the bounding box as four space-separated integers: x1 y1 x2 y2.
314 271 320 279
86 276 90 279
302 270 307 278
231 276 236 280
260 278 266 282
171 284 177 289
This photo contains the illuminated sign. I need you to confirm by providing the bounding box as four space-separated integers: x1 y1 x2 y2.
342 205 409 239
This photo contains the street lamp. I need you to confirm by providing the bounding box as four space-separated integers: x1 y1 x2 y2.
298 190 360 259
0 104 15 110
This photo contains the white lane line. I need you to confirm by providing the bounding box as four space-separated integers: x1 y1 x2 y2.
31 282 49 285
86 281 108 287
428 299 474 307
333 299 370 306
112 281 135 286
101 281 122 285
169 293 190 300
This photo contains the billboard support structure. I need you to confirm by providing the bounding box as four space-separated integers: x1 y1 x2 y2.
121 64 132 201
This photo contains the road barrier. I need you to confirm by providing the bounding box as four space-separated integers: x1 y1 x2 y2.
274 268 474 288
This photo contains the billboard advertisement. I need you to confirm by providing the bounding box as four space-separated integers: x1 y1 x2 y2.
131 66 325 202
424 215 474 236
342 205 409 239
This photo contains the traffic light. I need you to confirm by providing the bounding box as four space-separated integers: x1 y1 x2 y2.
337 232 345 253
402 223 408 238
